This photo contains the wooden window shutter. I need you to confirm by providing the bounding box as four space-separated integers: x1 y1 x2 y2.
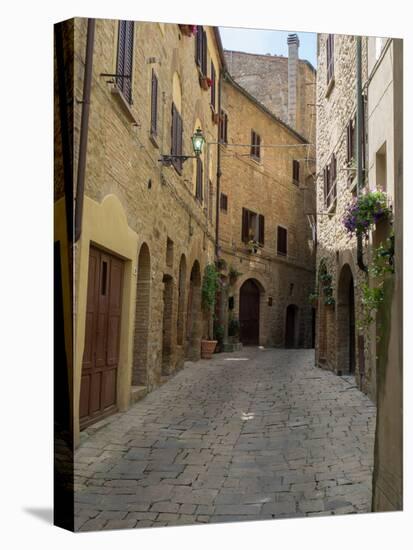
202 29 208 75
257 134 261 158
196 157 203 201
224 113 228 143
210 61 216 109
150 70 158 136
116 21 134 104
277 226 287 255
220 193 228 212
258 214 265 246
323 167 328 206
346 122 351 163
242 208 249 243
195 26 202 66
293 160 300 184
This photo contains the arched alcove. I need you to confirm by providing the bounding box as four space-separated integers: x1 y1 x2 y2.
186 260 202 360
336 263 356 374
132 243 151 386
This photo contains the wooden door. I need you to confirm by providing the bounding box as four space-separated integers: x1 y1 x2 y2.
80 246 124 429
239 280 260 345
285 305 297 348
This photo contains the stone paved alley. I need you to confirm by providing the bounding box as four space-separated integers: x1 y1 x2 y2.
74 348 376 531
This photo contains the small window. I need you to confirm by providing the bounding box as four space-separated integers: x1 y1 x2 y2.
195 157 203 202
250 130 261 161
150 70 158 137
219 110 228 144
326 34 334 84
292 159 300 185
220 193 228 212
277 226 288 256
166 238 174 267
116 20 135 104
242 208 264 246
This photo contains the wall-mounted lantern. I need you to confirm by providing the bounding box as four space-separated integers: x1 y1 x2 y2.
159 127 205 166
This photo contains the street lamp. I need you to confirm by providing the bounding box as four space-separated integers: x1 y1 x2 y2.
159 127 205 166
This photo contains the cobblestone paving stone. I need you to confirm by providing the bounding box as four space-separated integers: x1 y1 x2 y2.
74 348 376 531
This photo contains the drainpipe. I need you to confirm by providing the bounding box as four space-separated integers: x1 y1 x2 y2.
356 35 368 272
74 18 96 243
215 70 223 257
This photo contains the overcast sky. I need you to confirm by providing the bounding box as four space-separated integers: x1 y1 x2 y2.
219 27 317 68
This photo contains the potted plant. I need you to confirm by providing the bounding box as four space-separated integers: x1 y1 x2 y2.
200 263 220 358
308 292 319 307
342 190 392 237
199 75 212 91
247 239 259 254
179 24 197 37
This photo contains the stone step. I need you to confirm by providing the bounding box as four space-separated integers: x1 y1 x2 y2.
130 385 147 404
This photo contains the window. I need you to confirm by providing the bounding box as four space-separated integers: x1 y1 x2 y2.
166 238 174 267
150 69 158 137
277 226 288 256
208 180 214 221
116 20 135 104
219 110 228 143
171 103 183 174
250 130 261 161
292 159 300 185
195 157 203 202
242 208 264 246
326 34 334 84
324 153 337 209
195 26 207 76
210 61 216 110
220 193 228 212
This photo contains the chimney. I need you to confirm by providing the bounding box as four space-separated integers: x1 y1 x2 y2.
287 33 300 128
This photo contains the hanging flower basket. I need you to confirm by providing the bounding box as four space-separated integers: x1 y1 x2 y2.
179 24 197 37
342 191 392 237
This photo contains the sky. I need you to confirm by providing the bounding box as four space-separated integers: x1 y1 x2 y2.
219 27 317 68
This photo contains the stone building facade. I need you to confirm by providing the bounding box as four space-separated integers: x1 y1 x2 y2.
315 29 402 438
55 18 225 445
224 38 316 143
315 33 372 395
217 74 316 349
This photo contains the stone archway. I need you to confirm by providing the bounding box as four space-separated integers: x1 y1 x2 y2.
239 279 261 345
285 304 299 348
185 260 202 360
132 243 151 386
337 263 356 375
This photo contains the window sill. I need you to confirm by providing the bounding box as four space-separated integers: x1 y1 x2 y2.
149 132 159 149
110 84 139 125
249 155 261 165
325 76 335 98
325 200 337 215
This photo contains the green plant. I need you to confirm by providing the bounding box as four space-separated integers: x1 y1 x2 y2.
213 321 224 344
318 258 335 306
308 292 319 305
342 191 392 236
228 265 242 284
228 319 240 337
201 263 219 312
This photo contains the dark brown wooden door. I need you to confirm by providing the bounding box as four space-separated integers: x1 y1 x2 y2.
80 246 124 429
239 279 260 345
285 305 297 348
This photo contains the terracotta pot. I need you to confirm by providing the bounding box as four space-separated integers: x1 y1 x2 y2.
179 24 192 37
201 339 218 359
199 76 209 90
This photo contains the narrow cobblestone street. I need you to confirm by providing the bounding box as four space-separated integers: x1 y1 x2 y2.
74 348 376 531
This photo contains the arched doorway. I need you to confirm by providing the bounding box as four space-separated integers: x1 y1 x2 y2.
239 279 260 345
186 260 202 360
337 264 356 374
132 243 151 386
285 304 299 348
